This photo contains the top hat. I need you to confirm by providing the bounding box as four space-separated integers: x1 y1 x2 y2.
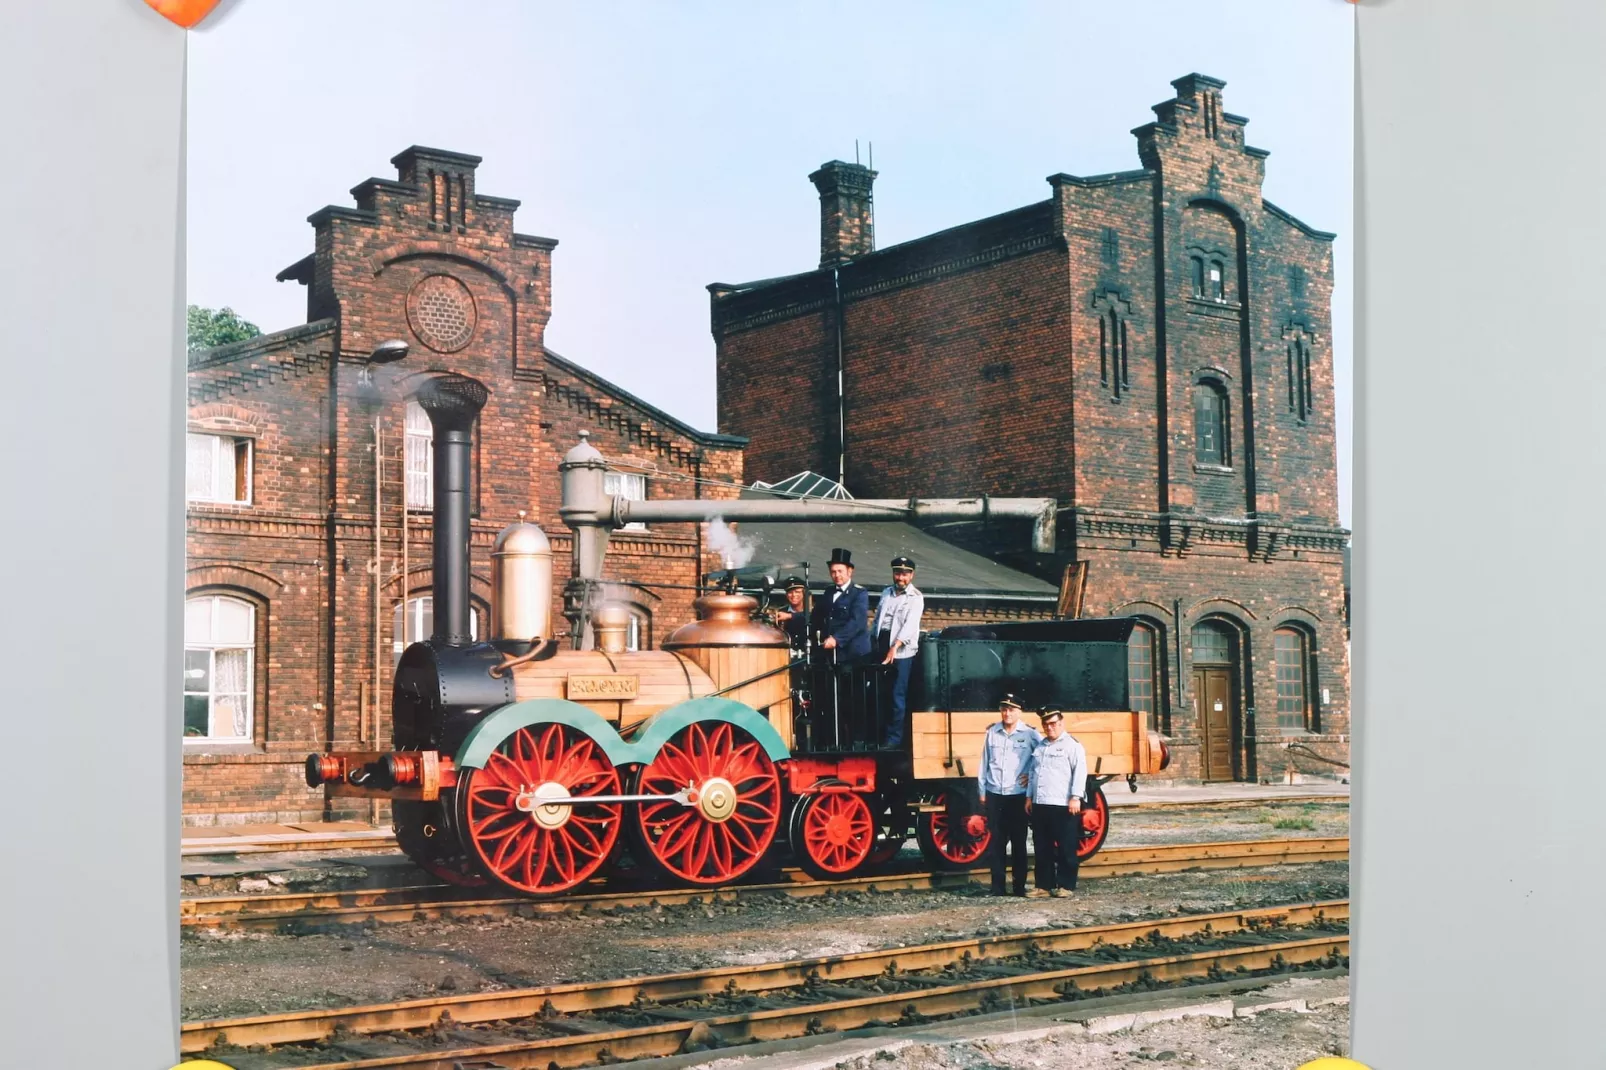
1000 693 1024 710
783 576 806 591
828 548 854 567
891 556 916 571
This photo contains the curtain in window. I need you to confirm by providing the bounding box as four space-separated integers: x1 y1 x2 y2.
187 433 216 499
405 401 433 508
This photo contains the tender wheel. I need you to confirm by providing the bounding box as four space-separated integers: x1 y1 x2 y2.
915 791 991 870
791 788 875 880
631 721 782 885
1075 783 1111 861
454 723 623 897
392 798 487 888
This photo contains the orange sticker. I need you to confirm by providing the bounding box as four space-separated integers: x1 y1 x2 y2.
144 0 224 29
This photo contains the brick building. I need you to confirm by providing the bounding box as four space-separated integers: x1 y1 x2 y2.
711 75 1350 783
185 147 744 825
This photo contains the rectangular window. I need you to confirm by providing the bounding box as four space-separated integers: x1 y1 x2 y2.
605 471 648 531
1209 262 1225 303
1127 628 1156 714
405 401 432 509
1275 629 1310 730
1190 257 1204 298
186 433 252 504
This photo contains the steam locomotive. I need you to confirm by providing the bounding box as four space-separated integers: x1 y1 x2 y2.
306 375 1169 897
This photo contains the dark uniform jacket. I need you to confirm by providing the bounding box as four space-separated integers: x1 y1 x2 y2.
780 609 809 652
811 583 871 662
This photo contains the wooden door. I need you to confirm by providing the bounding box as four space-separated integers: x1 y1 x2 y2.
1193 668 1234 781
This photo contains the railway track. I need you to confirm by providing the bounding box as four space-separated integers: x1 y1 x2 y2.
185 898 1348 1068
179 795 1349 860
182 836 1347 932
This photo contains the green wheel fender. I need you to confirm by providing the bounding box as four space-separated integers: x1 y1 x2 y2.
629 696 792 765
453 699 634 771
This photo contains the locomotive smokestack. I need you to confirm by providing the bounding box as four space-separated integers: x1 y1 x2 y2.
415 373 489 646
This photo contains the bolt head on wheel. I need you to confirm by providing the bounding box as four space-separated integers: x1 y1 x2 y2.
696 777 738 822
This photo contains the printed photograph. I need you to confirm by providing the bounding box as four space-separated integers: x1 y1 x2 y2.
179 3 1355 1067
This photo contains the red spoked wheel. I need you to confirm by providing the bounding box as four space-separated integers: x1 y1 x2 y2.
1075 783 1111 861
790 788 875 880
915 791 992 870
631 721 782 885
454 723 623 897
393 798 487 888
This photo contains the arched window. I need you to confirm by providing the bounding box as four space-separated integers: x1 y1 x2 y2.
1194 382 1229 466
1208 260 1226 302
404 399 432 509
1189 256 1205 298
1274 626 1317 731
1190 620 1234 665
393 594 480 663
1127 622 1160 720
184 594 256 741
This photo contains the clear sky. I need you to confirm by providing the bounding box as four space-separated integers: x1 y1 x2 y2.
188 0 1353 527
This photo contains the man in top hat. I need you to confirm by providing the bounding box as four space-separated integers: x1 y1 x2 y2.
976 693 1041 896
1023 707 1088 899
810 548 871 664
872 556 924 747
772 576 811 656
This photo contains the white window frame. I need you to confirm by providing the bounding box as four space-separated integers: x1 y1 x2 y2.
605 470 648 531
393 594 480 662
183 594 255 743
186 432 253 505
626 613 644 652
405 400 433 510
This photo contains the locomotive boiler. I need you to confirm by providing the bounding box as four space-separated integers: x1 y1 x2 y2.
307 373 1168 897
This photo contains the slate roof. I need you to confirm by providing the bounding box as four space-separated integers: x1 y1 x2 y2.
707 488 1058 602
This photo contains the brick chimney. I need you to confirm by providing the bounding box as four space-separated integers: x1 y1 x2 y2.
809 160 877 267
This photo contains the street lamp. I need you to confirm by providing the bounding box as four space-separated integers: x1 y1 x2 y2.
358 339 410 388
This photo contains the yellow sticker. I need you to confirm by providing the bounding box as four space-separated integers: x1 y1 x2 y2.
1296 1060 1371 1070
169 1062 237 1070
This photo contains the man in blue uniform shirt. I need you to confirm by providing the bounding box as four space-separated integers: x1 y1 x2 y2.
976 693 1041 896
1024 708 1088 898
873 555 923 748
810 548 871 663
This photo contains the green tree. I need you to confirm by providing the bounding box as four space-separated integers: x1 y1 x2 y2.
187 305 262 353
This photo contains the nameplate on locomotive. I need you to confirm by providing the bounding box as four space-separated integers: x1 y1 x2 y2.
566 674 639 700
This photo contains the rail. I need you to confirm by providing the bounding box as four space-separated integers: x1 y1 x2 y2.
183 899 1350 1063
181 836 1349 931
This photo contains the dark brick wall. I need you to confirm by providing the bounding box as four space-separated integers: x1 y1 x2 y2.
714 76 1349 783
184 148 743 824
